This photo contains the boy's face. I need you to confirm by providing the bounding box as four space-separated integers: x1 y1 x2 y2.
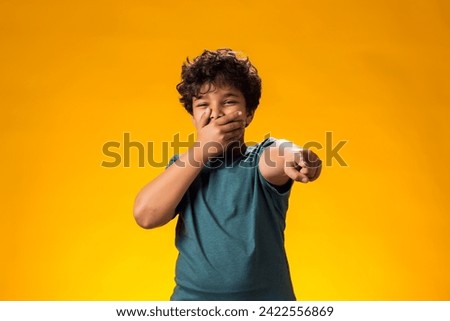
191 83 253 132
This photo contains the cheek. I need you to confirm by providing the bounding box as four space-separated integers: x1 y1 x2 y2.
192 109 202 120
191 113 201 126
192 111 210 128
224 105 245 115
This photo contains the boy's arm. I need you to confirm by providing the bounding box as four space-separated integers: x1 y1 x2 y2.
133 147 206 229
259 139 322 186
133 109 245 229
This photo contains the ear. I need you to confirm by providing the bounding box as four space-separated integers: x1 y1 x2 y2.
245 110 254 127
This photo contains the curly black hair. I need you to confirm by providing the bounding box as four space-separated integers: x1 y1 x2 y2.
176 48 262 115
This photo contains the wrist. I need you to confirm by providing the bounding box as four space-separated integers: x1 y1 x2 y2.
194 139 224 161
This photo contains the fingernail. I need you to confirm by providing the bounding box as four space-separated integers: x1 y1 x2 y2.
238 111 242 115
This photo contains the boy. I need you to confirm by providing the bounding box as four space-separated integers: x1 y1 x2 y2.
133 49 322 300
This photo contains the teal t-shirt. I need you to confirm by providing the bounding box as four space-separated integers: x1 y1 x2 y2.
167 137 296 300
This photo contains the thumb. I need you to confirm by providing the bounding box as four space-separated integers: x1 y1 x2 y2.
199 108 211 128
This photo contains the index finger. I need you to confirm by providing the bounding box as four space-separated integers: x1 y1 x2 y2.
214 111 243 125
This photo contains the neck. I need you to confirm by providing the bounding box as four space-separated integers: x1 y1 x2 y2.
225 138 247 158
209 139 247 165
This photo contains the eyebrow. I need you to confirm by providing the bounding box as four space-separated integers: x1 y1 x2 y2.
194 92 240 100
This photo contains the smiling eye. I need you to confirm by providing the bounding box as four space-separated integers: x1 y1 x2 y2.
224 100 236 105
195 103 208 108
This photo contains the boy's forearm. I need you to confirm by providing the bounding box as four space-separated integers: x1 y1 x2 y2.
133 145 207 229
260 139 315 185
265 139 322 183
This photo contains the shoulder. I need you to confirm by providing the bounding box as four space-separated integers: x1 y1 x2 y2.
257 137 294 189
244 137 277 160
243 137 293 194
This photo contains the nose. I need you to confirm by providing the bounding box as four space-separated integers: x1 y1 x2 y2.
209 105 224 120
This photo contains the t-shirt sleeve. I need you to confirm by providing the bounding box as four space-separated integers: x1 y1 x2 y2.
165 154 187 215
166 154 180 169
255 137 294 197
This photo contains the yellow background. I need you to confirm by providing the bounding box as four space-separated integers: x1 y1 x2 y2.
1 0 449 300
